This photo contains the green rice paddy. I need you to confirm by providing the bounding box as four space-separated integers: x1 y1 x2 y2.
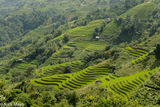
32 66 109 90
100 67 159 97
36 60 84 76
126 47 149 63
31 47 159 97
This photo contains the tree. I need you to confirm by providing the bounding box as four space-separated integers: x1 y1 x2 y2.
67 92 79 107
92 28 99 39
0 81 4 90
154 44 160 60
94 28 99 33
125 0 136 9
115 18 123 25
63 35 69 43
64 65 71 74
105 46 111 51
25 66 36 77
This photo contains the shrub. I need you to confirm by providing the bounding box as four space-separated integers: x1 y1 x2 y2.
55 99 72 107
96 94 138 107
154 44 160 60
14 93 32 107
29 92 41 100
67 92 79 107
42 92 57 105
0 81 4 89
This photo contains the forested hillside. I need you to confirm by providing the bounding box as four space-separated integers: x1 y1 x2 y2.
0 0 160 107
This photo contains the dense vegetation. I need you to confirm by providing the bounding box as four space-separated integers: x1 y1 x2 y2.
0 0 160 107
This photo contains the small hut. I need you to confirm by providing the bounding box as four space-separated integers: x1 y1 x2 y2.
16 59 23 63
96 36 100 39
106 18 112 23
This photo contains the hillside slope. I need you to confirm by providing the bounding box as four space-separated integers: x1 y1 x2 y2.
0 0 160 107
102 1 156 43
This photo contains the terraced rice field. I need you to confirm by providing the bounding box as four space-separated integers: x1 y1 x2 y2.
36 60 84 76
31 46 159 97
100 67 159 97
32 65 159 97
32 62 160 98
126 47 149 63
12 63 34 71
32 67 109 90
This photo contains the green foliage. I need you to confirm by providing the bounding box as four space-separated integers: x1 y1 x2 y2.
0 81 4 89
121 1 155 19
126 47 149 64
80 89 139 107
36 60 84 77
82 50 110 66
102 1 156 44
8 63 36 83
29 92 41 100
100 67 159 97
154 44 160 60
130 71 160 106
67 92 79 107
0 0 160 107
31 66 109 90
96 94 138 107
55 99 72 107
42 91 57 105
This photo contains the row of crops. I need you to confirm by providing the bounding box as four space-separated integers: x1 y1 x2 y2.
100 67 159 97
31 47 159 97
102 47 159 97
32 67 109 90
126 47 149 63
36 60 84 77
32 65 159 97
